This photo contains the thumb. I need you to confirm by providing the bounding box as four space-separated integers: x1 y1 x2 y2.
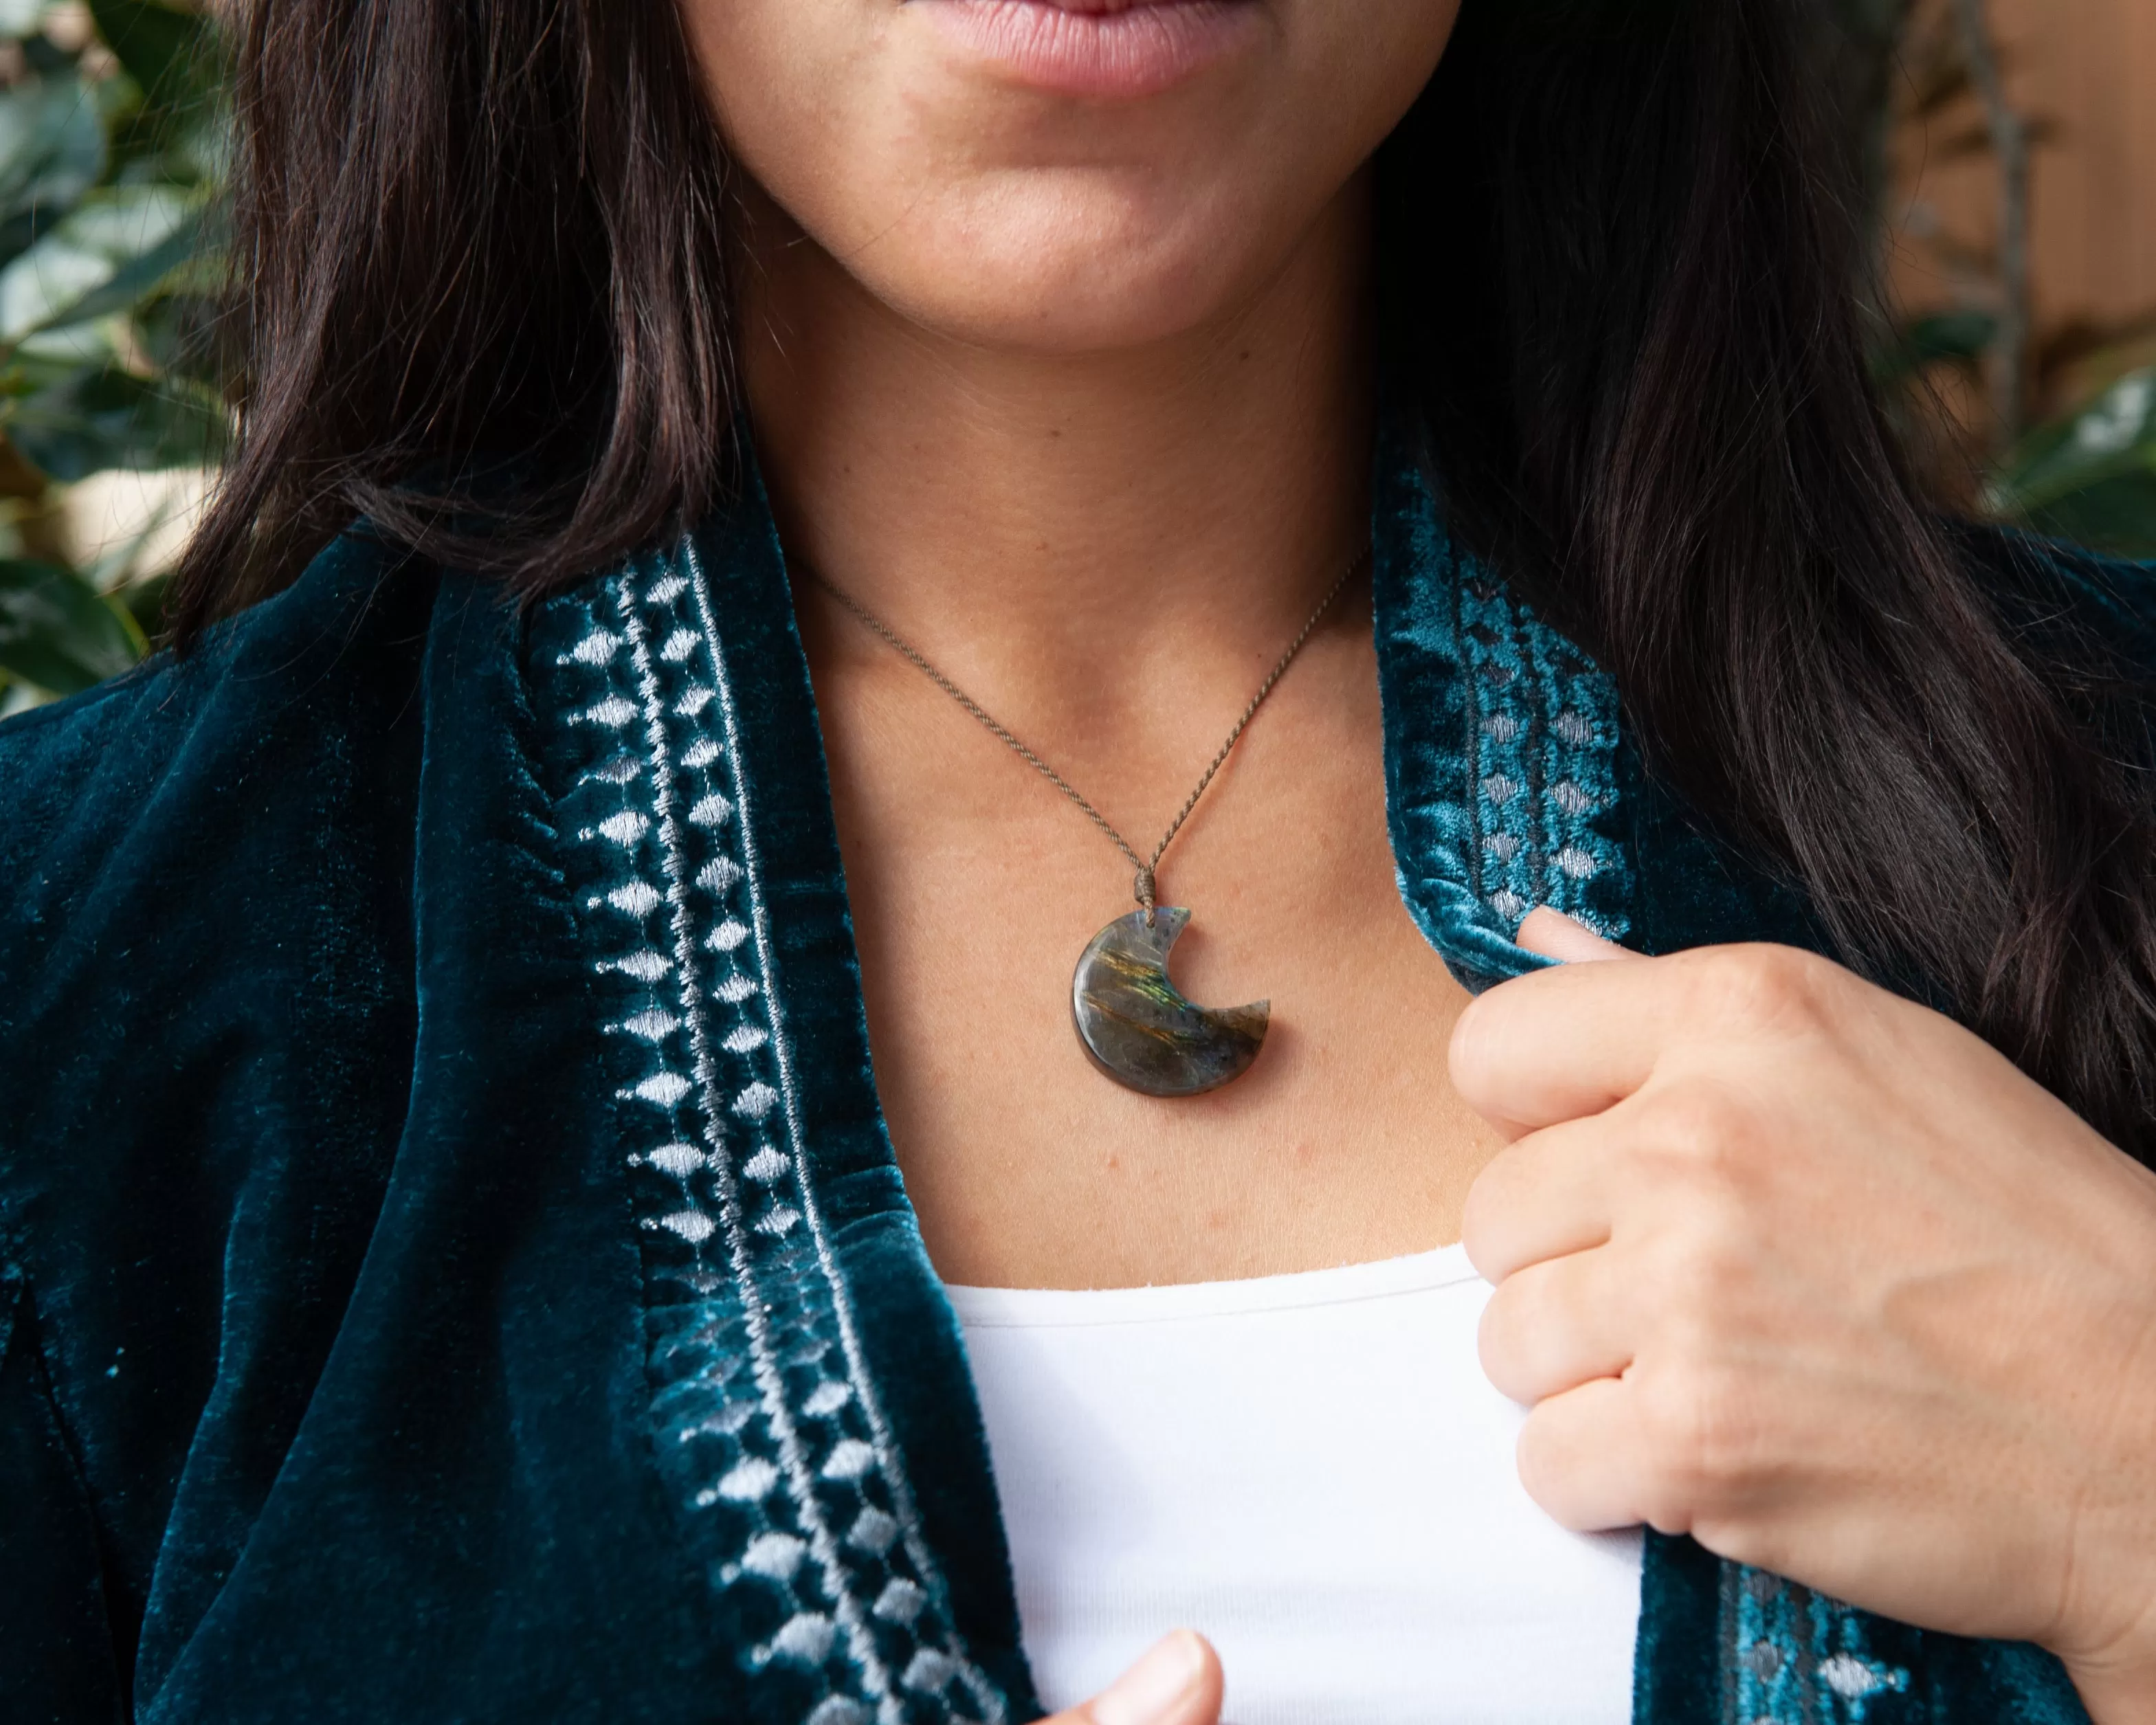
1047 1631 1223 1725
1515 906 1641 965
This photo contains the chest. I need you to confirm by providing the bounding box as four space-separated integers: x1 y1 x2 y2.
7 478 2085 1725
806 614 1505 1289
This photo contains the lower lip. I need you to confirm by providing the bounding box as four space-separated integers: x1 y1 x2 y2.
912 0 1261 100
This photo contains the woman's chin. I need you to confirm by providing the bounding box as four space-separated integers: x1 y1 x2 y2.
856 233 1269 355
734 153 1289 358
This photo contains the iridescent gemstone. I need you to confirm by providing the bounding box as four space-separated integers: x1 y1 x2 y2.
1069 908 1268 1098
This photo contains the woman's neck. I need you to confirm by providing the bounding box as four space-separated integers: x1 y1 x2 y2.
740 177 1375 742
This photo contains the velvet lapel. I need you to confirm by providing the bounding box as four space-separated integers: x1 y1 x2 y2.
1370 412 1634 990
577 430 1762 1725
521 471 1035 1725
137 568 731 1723
1370 419 2091 1725
504 416 2091 1725
685 483 1036 1717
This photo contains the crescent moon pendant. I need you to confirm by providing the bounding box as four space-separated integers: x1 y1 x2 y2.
1071 907 1269 1098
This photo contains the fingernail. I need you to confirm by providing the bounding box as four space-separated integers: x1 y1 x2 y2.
1518 905 1635 964
1092 1632 1205 1725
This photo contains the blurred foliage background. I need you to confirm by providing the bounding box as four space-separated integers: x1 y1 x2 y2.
0 0 2150 712
0 0 220 716
1834 0 2156 558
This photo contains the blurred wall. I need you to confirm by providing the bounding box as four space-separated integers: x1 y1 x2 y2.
1889 0 2156 400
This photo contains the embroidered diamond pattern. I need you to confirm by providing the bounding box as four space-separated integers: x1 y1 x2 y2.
1730 1568 1911 1724
531 545 1007 1725
1452 542 1630 942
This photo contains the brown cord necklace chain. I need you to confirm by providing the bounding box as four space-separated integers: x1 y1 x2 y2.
812 546 1366 919
811 544 1369 1098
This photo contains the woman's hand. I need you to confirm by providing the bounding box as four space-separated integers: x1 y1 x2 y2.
1452 913 2156 1720
1042 1632 1223 1725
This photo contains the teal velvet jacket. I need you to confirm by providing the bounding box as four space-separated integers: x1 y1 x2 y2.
3 418 2148 1724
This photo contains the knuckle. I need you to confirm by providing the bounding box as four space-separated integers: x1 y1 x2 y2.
1458 1165 1511 1274
1646 1229 1746 1322
1512 1403 1605 1533
1477 1274 1548 1398
1641 1080 1756 1178
1684 943 1834 1037
1638 1357 1764 1505
1511 1407 1566 1513
1634 1192 1770 1347
1476 1305 1525 1399
1446 994 1502 1089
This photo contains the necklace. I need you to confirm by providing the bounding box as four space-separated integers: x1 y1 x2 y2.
814 546 1366 1098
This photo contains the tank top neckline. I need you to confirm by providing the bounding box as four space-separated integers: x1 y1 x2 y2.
942 1240 1481 1329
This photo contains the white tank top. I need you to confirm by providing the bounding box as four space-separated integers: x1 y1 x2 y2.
946 1245 1642 1725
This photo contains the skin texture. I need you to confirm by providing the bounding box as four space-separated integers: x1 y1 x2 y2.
695 0 1490 1292
682 1 2156 1717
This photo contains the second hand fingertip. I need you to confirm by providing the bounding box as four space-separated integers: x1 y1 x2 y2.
1090 1631 1218 1725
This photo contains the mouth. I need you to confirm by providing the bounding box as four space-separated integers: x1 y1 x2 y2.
909 0 1264 101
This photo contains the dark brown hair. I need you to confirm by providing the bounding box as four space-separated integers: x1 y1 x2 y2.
174 0 2156 1159
176 0 737 616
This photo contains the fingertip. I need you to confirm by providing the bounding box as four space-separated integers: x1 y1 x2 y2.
1516 906 1637 964
1086 1629 1222 1725
1182 1632 1225 1719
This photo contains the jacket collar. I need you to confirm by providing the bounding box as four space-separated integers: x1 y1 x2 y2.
516 420 1929 1724
1368 409 1634 986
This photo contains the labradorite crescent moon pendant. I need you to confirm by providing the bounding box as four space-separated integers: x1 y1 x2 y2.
1071 903 1269 1098
813 546 1367 1098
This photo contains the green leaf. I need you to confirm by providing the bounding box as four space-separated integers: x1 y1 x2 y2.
2021 474 2156 561
0 185 195 361
0 77 107 246
12 199 207 342
4 364 225 482
117 567 170 641
1904 309 1998 363
1991 370 2156 507
1874 309 1998 386
129 289 221 388
87 1 214 117
1988 370 2156 559
0 556 139 694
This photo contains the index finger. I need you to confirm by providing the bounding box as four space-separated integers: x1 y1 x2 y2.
1448 955 1682 1135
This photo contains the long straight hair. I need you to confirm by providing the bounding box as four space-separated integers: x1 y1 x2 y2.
173 0 2156 1160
